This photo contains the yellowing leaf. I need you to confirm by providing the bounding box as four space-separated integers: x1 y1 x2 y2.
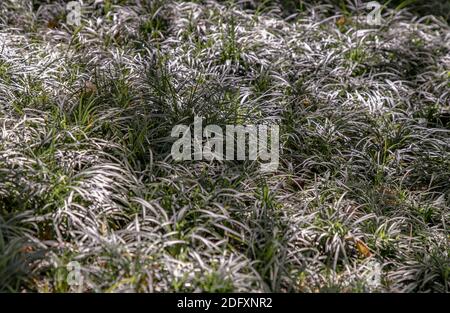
355 238 372 258
336 16 346 27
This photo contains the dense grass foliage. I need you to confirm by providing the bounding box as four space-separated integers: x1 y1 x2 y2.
0 0 449 292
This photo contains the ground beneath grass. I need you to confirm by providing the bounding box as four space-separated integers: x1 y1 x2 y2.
0 0 449 292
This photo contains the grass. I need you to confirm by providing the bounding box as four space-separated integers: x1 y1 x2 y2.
0 0 449 293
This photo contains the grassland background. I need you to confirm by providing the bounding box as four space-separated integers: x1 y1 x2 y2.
0 0 449 292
